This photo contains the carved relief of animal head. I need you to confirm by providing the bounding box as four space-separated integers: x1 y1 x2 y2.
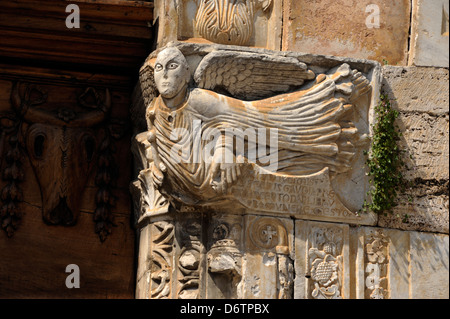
11 83 110 226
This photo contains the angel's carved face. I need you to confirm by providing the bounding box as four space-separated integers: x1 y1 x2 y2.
154 48 190 100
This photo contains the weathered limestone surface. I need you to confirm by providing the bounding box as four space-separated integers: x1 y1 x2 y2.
409 231 449 299
380 194 449 234
409 0 449 67
381 66 449 234
382 66 449 115
282 0 411 65
294 223 449 299
133 1 450 297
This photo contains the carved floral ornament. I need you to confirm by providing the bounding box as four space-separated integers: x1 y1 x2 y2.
365 230 390 299
308 226 343 299
0 82 127 241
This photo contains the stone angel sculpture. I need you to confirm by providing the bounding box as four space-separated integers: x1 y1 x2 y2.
141 46 372 210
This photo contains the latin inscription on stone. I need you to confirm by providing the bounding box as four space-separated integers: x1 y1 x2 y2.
231 168 371 224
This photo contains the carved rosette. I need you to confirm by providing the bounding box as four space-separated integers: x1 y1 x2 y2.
307 226 344 299
365 230 390 299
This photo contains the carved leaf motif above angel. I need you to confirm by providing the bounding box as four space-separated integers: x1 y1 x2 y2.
195 0 273 46
143 46 371 208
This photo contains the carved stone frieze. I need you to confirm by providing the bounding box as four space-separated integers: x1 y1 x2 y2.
294 220 349 299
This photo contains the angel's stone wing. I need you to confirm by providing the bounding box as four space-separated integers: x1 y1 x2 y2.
193 51 316 100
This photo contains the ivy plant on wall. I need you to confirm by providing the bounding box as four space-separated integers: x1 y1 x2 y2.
363 94 407 216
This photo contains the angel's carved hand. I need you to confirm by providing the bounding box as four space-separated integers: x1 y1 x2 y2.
349 69 371 101
210 149 243 194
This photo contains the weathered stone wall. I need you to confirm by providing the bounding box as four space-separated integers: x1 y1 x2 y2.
381 66 449 234
134 0 449 299
281 0 449 236
282 0 411 65
281 0 449 298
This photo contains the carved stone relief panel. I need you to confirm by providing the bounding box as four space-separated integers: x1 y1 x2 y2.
206 213 243 299
175 214 205 299
147 219 175 299
294 220 349 299
154 0 282 49
132 42 385 300
134 42 381 226
243 215 294 299
137 216 449 299
351 226 449 299
364 229 390 299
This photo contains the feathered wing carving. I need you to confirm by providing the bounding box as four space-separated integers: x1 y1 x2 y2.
139 64 158 107
194 51 316 100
